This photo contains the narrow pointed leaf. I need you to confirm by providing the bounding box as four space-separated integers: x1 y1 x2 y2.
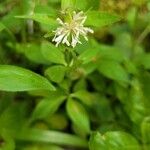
0 65 55 92
16 14 57 26
66 98 90 134
89 131 140 150
45 65 66 83
32 92 66 120
97 60 129 82
0 22 6 32
86 11 121 28
41 42 67 65
17 128 88 148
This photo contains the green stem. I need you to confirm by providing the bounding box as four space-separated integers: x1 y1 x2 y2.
137 25 150 45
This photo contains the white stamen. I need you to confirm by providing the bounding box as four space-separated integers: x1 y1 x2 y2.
52 11 94 48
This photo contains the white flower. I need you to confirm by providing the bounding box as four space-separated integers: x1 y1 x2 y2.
52 11 94 48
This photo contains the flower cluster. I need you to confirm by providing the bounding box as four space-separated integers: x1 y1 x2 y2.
52 11 94 48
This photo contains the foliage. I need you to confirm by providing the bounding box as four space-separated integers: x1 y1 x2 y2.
0 0 150 150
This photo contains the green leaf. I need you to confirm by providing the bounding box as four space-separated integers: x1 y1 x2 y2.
97 60 129 82
16 14 57 26
125 79 147 124
0 22 15 41
46 113 68 130
75 0 100 11
75 0 88 10
0 102 27 136
127 7 137 28
86 11 121 28
141 117 150 150
1 8 22 31
89 132 106 150
71 90 94 106
31 92 66 121
124 60 138 75
24 43 50 64
92 95 114 123
104 132 140 150
61 0 76 10
0 132 15 150
81 62 97 75
73 78 87 91
34 4 57 17
140 72 150 105
45 65 66 83
89 131 140 150
41 42 67 66
0 65 55 92
98 44 125 62
87 0 100 10
79 47 99 64
137 53 150 69
17 128 88 148
66 98 90 134
22 145 64 150
0 22 6 32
